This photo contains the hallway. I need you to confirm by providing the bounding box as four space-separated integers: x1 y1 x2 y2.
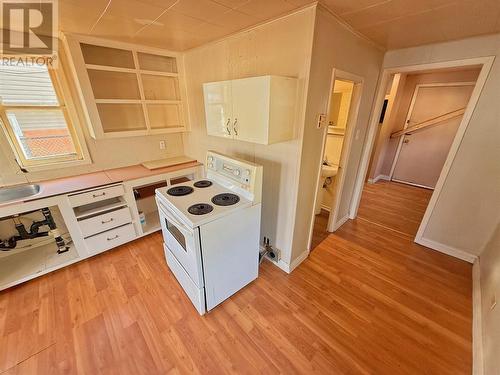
357 180 433 236
311 180 433 251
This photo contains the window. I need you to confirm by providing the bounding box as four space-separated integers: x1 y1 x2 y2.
0 61 85 168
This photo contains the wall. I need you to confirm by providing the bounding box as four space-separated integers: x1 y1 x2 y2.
480 223 500 375
290 5 384 263
182 7 316 267
383 34 500 255
368 73 405 180
0 44 184 187
373 69 480 179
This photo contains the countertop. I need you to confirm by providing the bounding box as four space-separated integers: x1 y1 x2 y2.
0 160 202 208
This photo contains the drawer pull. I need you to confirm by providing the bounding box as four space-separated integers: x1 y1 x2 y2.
107 235 119 241
92 192 106 198
101 218 114 224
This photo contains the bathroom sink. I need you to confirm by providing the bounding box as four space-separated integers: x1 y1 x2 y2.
0 184 41 203
321 165 338 178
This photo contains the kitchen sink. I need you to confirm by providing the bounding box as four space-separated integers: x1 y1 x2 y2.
0 184 41 203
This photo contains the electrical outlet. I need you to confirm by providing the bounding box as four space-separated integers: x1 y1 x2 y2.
266 247 281 263
159 140 166 150
491 294 497 310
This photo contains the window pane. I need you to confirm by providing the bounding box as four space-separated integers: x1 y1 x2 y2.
0 63 59 105
6 109 77 159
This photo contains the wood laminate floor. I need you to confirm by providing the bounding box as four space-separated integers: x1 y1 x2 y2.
357 180 433 237
0 181 471 374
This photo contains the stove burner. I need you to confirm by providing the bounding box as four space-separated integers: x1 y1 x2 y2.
193 180 213 188
211 193 240 206
167 185 194 196
188 203 214 215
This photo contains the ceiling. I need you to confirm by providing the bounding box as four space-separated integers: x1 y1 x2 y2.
59 0 500 51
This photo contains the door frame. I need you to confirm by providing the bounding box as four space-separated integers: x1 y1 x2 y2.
350 56 495 249
307 68 364 250
388 81 477 188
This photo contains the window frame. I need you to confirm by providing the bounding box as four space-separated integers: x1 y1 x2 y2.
0 57 90 170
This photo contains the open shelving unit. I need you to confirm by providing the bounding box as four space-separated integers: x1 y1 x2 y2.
64 35 187 139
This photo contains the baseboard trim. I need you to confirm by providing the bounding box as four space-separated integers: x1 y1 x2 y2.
368 174 391 184
332 214 349 231
261 246 292 274
320 204 331 212
472 260 484 375
263 248 309 274
416 237 477 263
289 249 309 273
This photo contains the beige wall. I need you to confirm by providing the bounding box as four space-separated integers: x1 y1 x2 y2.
383 34 500 255
372 69 480 179
182 7 316 266
0 45 184 187
480 223 500 375
290 5 384 263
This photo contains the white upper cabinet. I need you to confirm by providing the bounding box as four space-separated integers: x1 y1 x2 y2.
63 34 187 139
203 75 297 145
203 80 233 139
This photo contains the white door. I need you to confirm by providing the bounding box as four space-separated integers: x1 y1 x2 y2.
203 81 233 138
392 84 474 188
231 76 270 144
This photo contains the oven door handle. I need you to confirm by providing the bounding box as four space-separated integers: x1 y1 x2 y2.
157 200 194 236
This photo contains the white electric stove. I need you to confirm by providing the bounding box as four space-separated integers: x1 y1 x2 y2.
155 151 263 315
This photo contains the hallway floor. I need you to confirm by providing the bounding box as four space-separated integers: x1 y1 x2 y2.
311 180 433 251
357 180 433 236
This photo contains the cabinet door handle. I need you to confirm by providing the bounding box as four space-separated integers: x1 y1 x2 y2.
107 234 119 241
225 118 231 135
233 118 238 136
92 192 106 198
101 218 114 224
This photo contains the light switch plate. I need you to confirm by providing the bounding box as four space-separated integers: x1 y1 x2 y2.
159 140 166 150
317 113 327 129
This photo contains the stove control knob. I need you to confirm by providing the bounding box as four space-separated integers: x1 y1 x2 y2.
208 156 214 162
233 169 241 176
208 163 214 168
245 169 251 176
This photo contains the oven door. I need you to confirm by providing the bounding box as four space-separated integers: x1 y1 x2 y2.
157 199 204 287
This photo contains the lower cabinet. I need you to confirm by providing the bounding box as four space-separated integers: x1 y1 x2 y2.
70 184 136 255
84 223 136 254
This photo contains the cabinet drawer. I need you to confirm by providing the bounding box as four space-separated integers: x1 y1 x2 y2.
85 223 136 254
79 207 132 238
68 185 125 207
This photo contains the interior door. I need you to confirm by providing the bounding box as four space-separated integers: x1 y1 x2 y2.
203 81 233 138
231 76 269 144
392 84 474 188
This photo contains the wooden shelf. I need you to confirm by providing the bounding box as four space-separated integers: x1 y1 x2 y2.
0 241 79 291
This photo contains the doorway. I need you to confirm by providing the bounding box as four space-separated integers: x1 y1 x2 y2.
309 71 363 250
389 82 476 189
351 58 493 254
